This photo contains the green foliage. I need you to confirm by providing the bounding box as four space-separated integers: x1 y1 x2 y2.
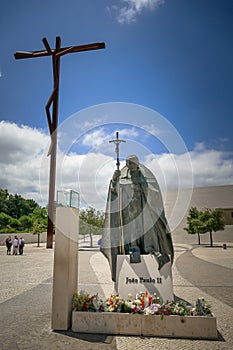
0 188 47 233
0 212 12 229
9 218 20 231
79 207 104 235
195 297 212 316
18 215 33 231
31 208 48 234
0 189 39 219
32 221 47 235
200 208 225 233
31 208 48 247
184 207 204 234
0 189 8 213
0 213 20 233
184 207 225 246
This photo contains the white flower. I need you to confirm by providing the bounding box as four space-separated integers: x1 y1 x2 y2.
92 296 100 311
144 303 160 315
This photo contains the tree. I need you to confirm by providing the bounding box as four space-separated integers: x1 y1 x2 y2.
0 188 39 219
0 189 9 213
184 207 204 245
0 188 47 233
185 207 225 247
30 207 48 224
80 207 104 247
9 217 20 232
32 221 46 247
31 208 48 247
7 194 39 219
18 215 33 231
0 212 12 232
200 208 225 247
0 213 20 233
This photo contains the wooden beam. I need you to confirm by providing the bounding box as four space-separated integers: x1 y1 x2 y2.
14 42 105 60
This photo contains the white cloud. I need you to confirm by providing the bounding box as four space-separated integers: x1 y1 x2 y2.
190 147 233 187
0 121 48 164
0 121 50 203
142 123 162 136
145 148 233 191
81 128 110 149
0 121 232 212
80 127 139 151
118 127 139 139
111 0 165 24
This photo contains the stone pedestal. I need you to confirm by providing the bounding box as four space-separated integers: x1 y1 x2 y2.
51 207 79 330
72 312 218 339
116 255 173 302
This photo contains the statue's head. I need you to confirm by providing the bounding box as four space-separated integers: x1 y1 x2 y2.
126 155 139 171
126 155 139 166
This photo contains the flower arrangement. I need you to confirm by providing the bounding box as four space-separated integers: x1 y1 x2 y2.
72 291 212 317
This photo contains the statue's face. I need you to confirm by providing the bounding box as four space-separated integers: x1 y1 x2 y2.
126 160 138 172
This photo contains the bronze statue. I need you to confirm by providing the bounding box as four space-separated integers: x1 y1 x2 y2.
100 154 174 282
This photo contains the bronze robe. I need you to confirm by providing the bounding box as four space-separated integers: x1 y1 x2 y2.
100 164 174 281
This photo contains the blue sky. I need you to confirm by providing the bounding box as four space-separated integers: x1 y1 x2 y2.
0 0 233 219
0 0 232 150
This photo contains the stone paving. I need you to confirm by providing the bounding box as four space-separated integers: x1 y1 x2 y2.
0 239 233 349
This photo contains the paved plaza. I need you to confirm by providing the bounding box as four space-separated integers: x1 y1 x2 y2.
0 235 233 350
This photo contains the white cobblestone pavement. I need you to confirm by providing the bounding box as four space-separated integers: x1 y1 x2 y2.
0 237 233 349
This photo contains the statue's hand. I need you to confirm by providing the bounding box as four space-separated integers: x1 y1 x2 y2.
112 170 121 182
111 188 118 196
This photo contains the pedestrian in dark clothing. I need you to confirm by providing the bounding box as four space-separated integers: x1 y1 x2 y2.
5 236 12 255
19 237 25 255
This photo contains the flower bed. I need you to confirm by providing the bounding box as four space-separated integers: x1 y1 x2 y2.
71 291 218 339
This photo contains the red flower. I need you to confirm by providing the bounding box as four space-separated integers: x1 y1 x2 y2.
83 302 89 311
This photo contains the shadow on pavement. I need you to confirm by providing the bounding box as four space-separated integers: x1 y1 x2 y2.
55 330 115 344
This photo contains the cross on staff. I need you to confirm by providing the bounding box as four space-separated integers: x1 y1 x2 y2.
14 36 105 248
109 131 126 171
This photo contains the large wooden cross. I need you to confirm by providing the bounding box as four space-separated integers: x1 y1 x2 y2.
14 37 105 248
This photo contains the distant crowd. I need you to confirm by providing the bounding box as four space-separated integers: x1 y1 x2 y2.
5 235 25 255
